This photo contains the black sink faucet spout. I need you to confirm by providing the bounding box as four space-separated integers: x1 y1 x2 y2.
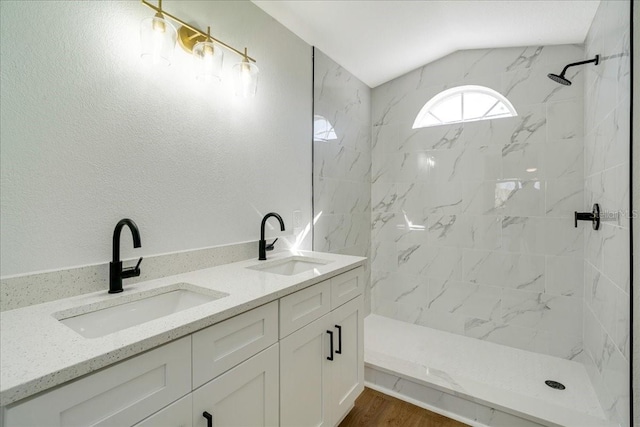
259 212 285 260
109 218 143 294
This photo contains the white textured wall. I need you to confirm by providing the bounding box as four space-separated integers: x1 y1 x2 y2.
0 1 312 277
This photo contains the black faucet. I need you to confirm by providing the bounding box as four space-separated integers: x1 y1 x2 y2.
109 218 143 293
259 212 285 260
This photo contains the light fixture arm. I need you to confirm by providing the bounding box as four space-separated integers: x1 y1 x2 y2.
153 0 163 18
140 0 256 63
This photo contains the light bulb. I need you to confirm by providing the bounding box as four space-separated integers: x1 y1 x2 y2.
140 15 176 66
193 41 223 83
233 60 259 98
152 15 166 33
241 64 252 96
150 27 165 65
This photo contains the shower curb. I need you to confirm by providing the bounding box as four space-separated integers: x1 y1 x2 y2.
365 365 548 427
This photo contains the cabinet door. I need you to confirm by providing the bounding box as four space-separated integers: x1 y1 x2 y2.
192 344 279 427
330 296 364 426
280 313 332 427
134 395 192 427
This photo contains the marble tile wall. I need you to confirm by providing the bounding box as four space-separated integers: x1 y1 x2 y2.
313 49 372 312
370 45 587 359
581 1 631 426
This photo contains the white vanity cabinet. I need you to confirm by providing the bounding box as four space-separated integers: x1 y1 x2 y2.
329 267 363 310
329 296 365 426
192 301 279 389
280 267 364 427
2 265 364 427
280 313 333 427
4 336 192 427
192 344 279 427
190 300 279 427
134 395 193 427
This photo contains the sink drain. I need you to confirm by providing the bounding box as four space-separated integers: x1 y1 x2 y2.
545 380 566 390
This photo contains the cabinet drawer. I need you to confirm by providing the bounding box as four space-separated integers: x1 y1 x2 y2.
192 301 278 388
134 394 192 427
331 267 364 310
4 336 191 427
279 279 331 338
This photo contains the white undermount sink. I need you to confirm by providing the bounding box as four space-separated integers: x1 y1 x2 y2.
57 284 228 338
247 256 332 276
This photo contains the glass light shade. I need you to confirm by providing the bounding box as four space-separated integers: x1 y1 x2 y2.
140 16 177 66
193 41 223 83
233 61 259 98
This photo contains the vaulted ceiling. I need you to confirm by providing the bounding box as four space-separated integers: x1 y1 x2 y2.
252 1 600 88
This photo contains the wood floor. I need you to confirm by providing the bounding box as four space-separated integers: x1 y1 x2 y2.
339 388 469 427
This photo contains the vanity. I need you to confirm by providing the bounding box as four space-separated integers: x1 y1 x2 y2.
0 251 366 427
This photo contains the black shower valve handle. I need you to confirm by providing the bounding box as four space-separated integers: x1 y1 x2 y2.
574 211 591 227
574 203 600 230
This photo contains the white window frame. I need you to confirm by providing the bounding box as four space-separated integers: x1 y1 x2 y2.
412 85 517 129
313 115 337 142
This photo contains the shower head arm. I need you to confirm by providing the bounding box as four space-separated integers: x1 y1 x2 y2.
559 55 600 76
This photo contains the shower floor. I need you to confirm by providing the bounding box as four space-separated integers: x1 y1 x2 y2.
364 314 613 427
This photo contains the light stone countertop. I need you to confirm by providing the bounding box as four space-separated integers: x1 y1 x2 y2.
0 250 365 407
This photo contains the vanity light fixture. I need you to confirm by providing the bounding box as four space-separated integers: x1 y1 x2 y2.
140 0 177 66
140 0 259 97
233 48 259 98
193 26 224 83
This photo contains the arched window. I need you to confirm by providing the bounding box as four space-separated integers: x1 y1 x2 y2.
313 115 337 142
412 85 517 129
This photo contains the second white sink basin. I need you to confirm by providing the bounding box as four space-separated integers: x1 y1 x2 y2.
247 256 331 276
57 284 228 338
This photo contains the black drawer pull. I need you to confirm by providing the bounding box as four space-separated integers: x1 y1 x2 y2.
326 330 334 361
203 411 213 427
335 325 342 354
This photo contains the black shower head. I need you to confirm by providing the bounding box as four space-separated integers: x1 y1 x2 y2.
547 73 572 86
547 54 600 86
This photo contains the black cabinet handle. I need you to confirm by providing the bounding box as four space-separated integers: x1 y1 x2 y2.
326 330 334 361
203 411 213 427
335 325 342 354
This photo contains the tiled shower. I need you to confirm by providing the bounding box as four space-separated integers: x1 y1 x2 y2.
370 44 586 360
313 0 630 426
